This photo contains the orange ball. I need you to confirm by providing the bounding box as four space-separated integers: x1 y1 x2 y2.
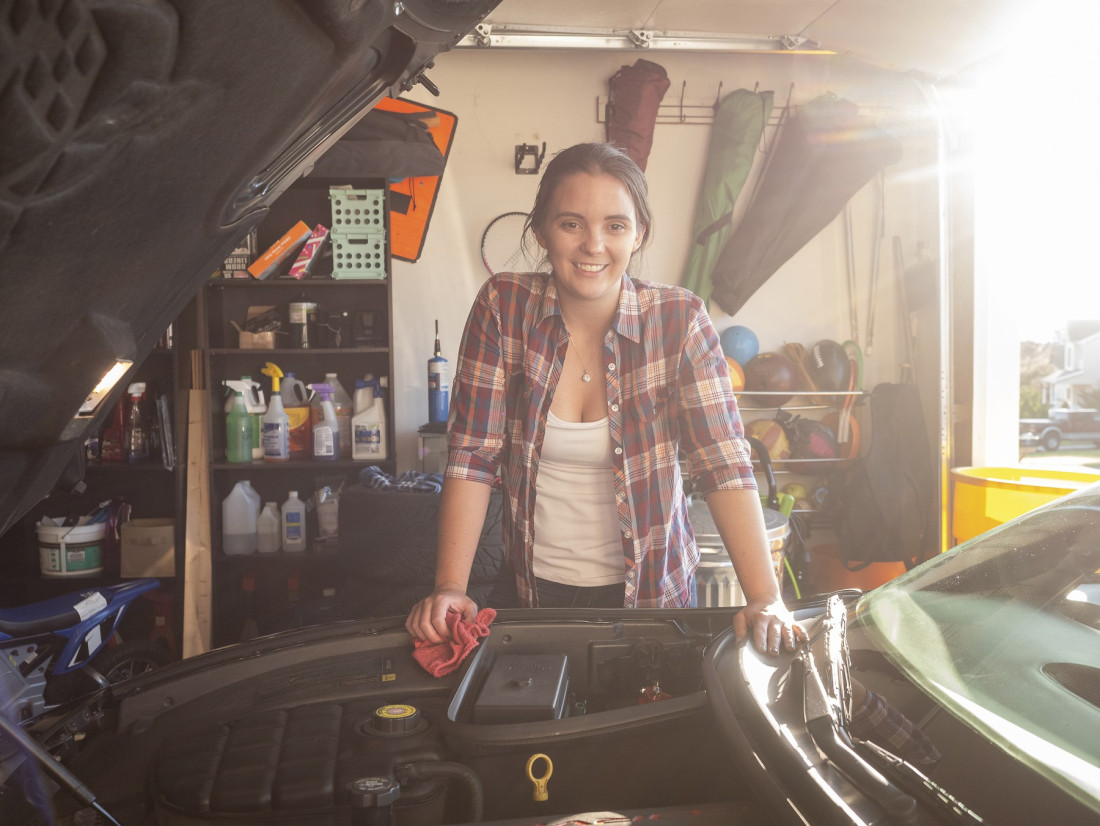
726 356 746 392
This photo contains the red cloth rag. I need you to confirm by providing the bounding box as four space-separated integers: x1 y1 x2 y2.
412 607 496 677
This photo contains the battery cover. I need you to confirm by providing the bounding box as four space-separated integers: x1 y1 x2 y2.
473 654 570 724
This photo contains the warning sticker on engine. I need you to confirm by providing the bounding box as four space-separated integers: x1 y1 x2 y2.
74 592 108 620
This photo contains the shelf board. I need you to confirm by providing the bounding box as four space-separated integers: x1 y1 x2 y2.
211 458 389 470
216 551 341 565
209 278 387 289
86 462 173 472
208 347 388 356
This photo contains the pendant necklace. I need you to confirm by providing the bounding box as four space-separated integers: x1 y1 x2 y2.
570 338 598 383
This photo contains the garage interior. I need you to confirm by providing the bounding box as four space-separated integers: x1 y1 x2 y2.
1 0 1095 660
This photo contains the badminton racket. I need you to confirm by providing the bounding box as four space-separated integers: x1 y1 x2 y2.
481 211 530 276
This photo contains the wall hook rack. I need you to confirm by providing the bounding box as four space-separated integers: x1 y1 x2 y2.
515 142 546 174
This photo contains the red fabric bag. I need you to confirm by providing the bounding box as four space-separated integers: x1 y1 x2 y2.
605 59 670 171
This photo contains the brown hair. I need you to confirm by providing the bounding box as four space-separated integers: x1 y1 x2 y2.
523 143 653 262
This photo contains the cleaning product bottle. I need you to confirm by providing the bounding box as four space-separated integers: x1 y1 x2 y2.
257 502 281 553
428 319 449 423
323 373 353 459
308 383 339 460
282 371 311 459
223 380 255 464
222 480 260 554
260 362 290 462
124 382 149 463
352 375 388 461
241 375 266 460
281 490 307 552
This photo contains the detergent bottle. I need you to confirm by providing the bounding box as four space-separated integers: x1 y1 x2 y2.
260 362 290 462
427 319 449 423
308 383 339 460
352 375 388 461
281 491 307 552
223 379 255 464
282 372 311 459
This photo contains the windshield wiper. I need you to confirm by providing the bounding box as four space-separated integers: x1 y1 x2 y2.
803 595 921 823
859 739 984 823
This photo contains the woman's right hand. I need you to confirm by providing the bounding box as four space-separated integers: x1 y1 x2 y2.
405 585 478 644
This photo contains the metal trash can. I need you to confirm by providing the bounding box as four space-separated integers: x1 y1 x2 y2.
689 501 789 607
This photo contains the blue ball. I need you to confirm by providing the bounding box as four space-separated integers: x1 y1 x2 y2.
720 325 759 365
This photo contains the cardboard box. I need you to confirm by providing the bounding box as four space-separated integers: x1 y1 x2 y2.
247 220 311 279
121 518 176 578
234 305 280 349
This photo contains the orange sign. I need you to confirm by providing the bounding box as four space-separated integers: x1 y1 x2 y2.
374 97 457 262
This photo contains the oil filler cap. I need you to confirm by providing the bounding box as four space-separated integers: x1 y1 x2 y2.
371 703 420 735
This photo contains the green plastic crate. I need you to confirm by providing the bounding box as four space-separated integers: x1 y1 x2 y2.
329 187 385 232
330 230 387 280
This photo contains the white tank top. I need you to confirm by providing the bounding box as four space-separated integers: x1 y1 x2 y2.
532 410 624 585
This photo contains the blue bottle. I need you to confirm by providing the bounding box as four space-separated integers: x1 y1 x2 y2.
428 319 449 423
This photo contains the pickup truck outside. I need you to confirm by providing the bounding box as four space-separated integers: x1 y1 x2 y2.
1019 408 1100 451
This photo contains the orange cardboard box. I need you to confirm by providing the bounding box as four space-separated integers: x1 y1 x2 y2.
247 220 311 279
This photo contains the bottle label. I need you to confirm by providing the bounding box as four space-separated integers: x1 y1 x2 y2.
314 427 336 457
354 423 383 456
284 516 303 542
262 421 289 458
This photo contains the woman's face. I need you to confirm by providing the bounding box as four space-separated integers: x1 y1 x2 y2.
534 171 646 311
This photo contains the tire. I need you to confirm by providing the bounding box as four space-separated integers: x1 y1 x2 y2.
1041 432 1061 451
92 640 171 684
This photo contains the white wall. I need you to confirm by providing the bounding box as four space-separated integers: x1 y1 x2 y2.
391 47 939 470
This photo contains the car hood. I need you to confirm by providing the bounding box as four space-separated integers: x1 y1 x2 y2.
0 0 498 536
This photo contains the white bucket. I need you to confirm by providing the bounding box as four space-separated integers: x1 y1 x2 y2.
38 518 106 577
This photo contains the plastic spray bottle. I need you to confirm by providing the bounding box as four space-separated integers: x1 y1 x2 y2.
308 383 339 460
282 372 311 459
242 375 266 460
223 380 255 464
352 375 388 461
260 362 290 462
310 373 353 459
281 491 307 552
428 319 449 423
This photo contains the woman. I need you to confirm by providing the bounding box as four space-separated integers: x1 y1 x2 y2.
406 143 804 655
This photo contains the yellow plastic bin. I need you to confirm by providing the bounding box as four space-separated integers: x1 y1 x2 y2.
950 466 1100 545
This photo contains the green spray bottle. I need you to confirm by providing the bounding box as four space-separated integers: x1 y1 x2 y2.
223 379 255 464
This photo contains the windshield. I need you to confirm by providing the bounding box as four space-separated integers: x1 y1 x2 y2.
855 489 1100 814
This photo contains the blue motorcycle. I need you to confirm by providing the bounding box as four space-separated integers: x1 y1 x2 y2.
0 579 170 725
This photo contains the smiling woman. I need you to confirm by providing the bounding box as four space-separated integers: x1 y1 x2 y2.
405 142 805 655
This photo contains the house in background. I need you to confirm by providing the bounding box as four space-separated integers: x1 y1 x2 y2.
1043 320 1100 408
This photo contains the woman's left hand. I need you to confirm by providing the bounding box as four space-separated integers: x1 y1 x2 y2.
733 598 807 655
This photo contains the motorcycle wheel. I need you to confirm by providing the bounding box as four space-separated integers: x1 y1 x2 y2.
92 640 171 683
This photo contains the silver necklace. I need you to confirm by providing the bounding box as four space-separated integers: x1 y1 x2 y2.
571 338 597 383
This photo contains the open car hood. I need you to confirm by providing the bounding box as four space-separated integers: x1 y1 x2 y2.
0 0 498 536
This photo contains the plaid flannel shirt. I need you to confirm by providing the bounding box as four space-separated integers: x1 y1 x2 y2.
446 272 755 607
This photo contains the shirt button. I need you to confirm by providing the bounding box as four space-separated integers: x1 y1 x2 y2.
610 403 619 412
608 362 616 371
623 530 633 539
614 446 623 455
616 492 625 503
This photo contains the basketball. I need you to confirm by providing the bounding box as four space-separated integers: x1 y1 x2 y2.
808 340 852 391
743 352 800 406
720 325 759 365
745 418 791 460
726 356 745 392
